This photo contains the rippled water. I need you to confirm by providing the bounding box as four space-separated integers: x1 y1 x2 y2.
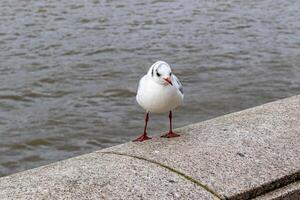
0 0 300 177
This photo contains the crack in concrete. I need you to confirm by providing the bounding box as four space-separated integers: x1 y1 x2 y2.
101 152 300 200
101 151 223 200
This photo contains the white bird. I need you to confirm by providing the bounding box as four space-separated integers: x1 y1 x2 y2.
134 61 184 142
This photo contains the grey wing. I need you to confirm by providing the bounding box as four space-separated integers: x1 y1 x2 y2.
172 74 183 94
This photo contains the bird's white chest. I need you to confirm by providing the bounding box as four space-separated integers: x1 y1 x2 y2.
136 77 183 113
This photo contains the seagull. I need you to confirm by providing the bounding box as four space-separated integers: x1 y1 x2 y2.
134 61 184 142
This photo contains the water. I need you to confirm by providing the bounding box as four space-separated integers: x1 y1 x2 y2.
0 0 300 177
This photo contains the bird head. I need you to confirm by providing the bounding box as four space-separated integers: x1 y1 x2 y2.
149 61 173 86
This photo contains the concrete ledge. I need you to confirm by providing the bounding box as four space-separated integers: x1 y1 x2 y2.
254 181 300 200
0 95 300 199
0 153 217 200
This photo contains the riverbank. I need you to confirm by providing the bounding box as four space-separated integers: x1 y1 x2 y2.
0 95 299 199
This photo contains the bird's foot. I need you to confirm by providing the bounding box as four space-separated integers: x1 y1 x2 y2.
133 134 151 142
161 131 180 138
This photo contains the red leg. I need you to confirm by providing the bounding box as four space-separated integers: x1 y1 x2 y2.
161 111 180 138
133 112 151 142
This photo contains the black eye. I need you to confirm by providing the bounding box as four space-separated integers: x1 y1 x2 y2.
169 72 172 76
156 72 161 77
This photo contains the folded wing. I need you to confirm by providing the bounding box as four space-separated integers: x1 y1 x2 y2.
172 74 183 95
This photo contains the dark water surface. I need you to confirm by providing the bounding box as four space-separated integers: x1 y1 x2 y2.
1 0 300 176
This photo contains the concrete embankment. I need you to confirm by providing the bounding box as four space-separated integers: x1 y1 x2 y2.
0 95 300 200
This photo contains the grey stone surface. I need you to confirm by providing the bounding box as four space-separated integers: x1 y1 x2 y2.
102 95 300 199
1 95 300 200
0 153 217 200
254 181 300 200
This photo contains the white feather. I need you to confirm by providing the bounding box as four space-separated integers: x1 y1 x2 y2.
136 61 184 113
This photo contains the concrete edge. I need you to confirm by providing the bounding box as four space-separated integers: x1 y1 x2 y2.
253 181 300 200
229 171 300 200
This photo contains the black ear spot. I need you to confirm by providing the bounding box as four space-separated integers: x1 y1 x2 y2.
151 67 154 77
155 69 161 77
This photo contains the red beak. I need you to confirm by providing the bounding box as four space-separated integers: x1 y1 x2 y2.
163 77 173 85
